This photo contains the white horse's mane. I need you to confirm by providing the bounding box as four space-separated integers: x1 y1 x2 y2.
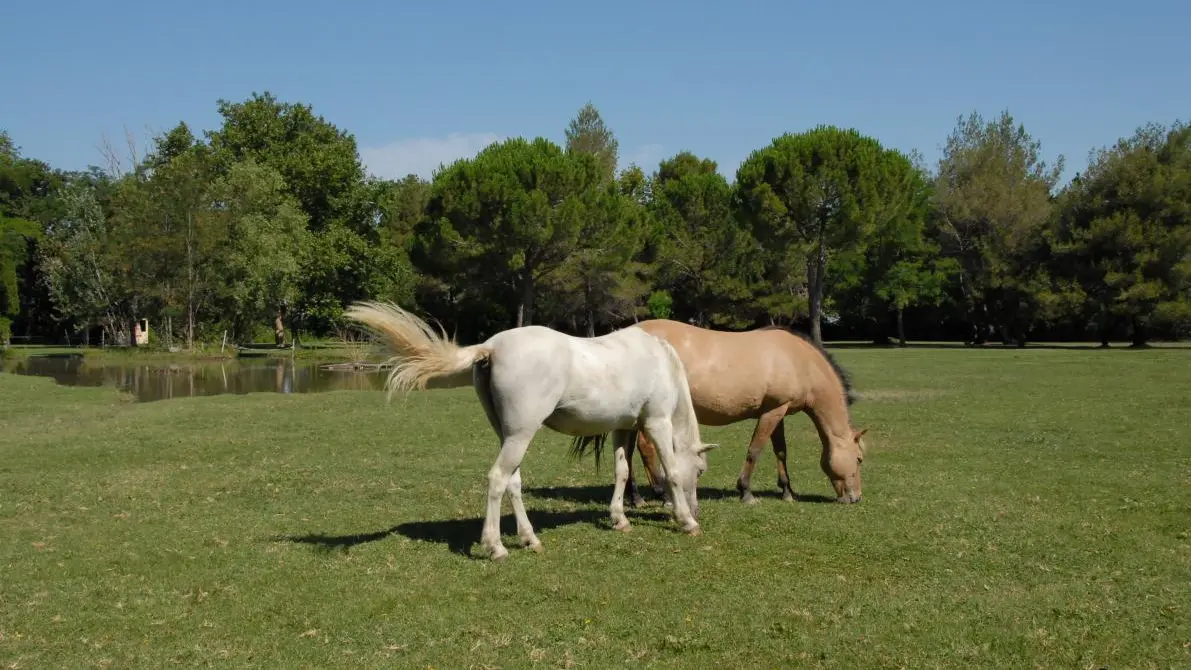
650 333 701 451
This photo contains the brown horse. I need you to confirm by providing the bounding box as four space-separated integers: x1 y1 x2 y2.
617 319 868 506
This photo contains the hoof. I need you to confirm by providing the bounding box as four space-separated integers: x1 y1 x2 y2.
612 519 632 533
630 495 645 508
741 493 760 505
525 541 544 553
489 548 509 561
781 491 796 503
684 524 703 537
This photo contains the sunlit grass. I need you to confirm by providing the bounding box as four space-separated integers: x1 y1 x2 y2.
1 346 1188 668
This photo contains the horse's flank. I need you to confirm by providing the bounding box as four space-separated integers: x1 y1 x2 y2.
636 320 857 426
754 325 858 410
569 329 701 466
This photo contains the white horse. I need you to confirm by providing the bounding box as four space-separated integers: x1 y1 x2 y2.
344 301 718 560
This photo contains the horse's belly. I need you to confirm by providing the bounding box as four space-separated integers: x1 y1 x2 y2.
689 388 769 426
543 405 638 436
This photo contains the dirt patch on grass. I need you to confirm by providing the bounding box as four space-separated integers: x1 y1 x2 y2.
854 388 946 402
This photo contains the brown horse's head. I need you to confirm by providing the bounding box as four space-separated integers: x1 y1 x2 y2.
822 428 867 503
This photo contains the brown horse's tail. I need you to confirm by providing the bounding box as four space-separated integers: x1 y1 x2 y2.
344 301 491 401
568 433 610 471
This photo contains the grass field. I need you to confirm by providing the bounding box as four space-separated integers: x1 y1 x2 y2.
1 346 1188 668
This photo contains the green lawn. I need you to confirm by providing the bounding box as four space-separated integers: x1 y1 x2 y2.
1 346 1188 668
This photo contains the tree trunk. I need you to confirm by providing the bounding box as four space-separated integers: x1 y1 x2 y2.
1098 301 1111 348
584 278 596 337
516 267 535 327
186 210 195 350
274 304 287 347
897 307 907 347
807 232 827 347
1130 314 1147 348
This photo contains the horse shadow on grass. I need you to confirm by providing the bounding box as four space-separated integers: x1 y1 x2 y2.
524 485 837 505
273 507 671 558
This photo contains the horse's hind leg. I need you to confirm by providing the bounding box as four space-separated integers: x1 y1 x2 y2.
624 433 644 508
609 430 634 531
505 467 542 551
771 418 795 502
735 404 789 504
479 432 534 560
635 431 670 504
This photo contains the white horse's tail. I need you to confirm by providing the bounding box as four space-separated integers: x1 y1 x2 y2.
344 301 491 400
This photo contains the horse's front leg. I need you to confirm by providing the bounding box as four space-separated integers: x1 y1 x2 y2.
642 419 700 535
736 405 788 504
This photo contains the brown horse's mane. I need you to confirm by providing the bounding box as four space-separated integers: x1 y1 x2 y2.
757 325 858 408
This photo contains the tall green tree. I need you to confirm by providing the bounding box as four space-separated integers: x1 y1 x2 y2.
203 92 413 336
210 159 310 342
417 137 604 328
0 217 39 344
565 102 619 184
204 92 366 232
736 126 920 344
145 122 198 172
932 110 1065 345
544 175 650 335
109 145 222 348
831 158 959 345
372 174 431 250
648 151 756 328
0 132 59 343
38 182 135 343
1051 120 1191 346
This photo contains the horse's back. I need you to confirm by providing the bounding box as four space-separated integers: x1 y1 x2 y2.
481 324 678 436
634 320 822 422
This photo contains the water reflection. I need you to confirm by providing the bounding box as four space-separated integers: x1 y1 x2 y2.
0 354 387 403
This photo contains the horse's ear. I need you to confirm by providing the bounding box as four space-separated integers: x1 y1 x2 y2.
853 428 868 442
698 442 719 454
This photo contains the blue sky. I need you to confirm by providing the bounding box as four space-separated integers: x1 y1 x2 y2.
4 0 1188 184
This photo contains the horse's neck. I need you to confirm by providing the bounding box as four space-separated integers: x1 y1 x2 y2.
658 339 701 451
805 393 852 451
670 392 699 446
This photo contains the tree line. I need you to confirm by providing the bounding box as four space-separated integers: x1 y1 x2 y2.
2 92 1188 350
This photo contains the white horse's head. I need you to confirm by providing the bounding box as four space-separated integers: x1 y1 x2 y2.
672 441 718 518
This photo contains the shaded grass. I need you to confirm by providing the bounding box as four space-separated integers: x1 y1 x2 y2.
1 347 1188 668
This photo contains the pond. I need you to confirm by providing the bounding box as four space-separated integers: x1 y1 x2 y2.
0 354 387 402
